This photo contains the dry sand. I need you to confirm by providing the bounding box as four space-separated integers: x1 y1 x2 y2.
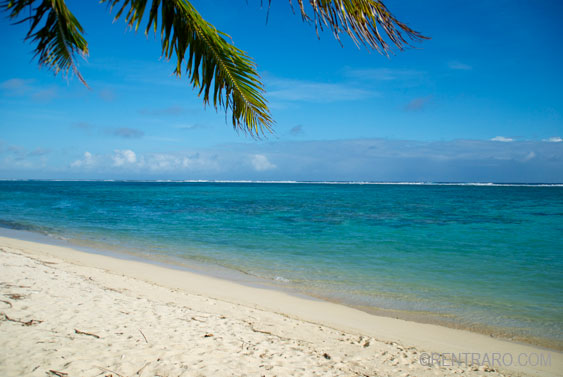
0 235 561 377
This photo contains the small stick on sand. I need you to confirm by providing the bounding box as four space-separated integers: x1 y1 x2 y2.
96 366 126 377
139 329 148 343
1 312 42 326
0 300 12 308
6 293 24 300
74 329 100 338
136 361 150 375
48 370 68 377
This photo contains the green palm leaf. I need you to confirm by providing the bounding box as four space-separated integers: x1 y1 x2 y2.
286 0 428 54
2 0 428 136
3 0 89 86
103 0 273 136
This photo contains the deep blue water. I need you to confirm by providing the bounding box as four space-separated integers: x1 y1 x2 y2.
0 181 561 348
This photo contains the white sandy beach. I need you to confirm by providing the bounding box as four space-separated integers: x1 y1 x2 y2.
0 235 561 377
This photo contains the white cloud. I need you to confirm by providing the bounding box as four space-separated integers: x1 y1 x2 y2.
65 150 220 173
4 138 563 182
543 136 562 143
112 149 137 167
146 154 181 171
70 151 95 168
523 151 536 161
0 78 57 102
448 61 472 70
0 78 34 95
251 154 276 171
345 68 423 81
266 77 373 102
143 153 219 172
491 136 514 142
174 123 205 130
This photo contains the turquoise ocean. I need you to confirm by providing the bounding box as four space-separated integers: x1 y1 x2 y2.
0 181 561 349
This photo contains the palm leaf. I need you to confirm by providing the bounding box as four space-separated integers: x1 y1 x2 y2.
103 0 273 136
2 0 428 136
285 0 428 54
2 0 89 86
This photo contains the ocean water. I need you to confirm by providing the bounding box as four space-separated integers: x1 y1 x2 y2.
0 181 562 348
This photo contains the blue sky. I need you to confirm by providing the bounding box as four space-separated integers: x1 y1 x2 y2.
1 0 562 182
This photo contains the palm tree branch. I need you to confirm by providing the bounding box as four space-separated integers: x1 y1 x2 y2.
2 0 89 85
286 0 428 54
2 0 428 136
103 0 272 136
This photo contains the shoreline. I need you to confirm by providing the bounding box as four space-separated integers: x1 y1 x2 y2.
1 234 561 376
3 226 559 352
2 226 560 352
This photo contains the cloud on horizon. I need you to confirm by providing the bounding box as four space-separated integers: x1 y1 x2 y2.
112 149 137 167
251 154 276 172
3 138 562 183
0 141 50 169
491 136 514 142
70 151 95 168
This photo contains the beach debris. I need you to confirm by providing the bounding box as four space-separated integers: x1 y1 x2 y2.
136 361 150 375
48 370 68 377
191 316 206 322
74 329 100 338
363 340 370 348
0 282 30 288
203 333 214 338
96 366 126 377
139 328 148 343
0 299 12 308
1 312 42 326
6 293 25 300
323 352 331 360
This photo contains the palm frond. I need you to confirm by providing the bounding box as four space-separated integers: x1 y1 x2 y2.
2 0 427 136
103 0 273 136
286 0 428 54
2 0 89 86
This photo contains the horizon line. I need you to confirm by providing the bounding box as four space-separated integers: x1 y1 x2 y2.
1 179 562 186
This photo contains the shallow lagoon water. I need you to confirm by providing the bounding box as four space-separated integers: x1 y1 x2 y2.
1 181 561 348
